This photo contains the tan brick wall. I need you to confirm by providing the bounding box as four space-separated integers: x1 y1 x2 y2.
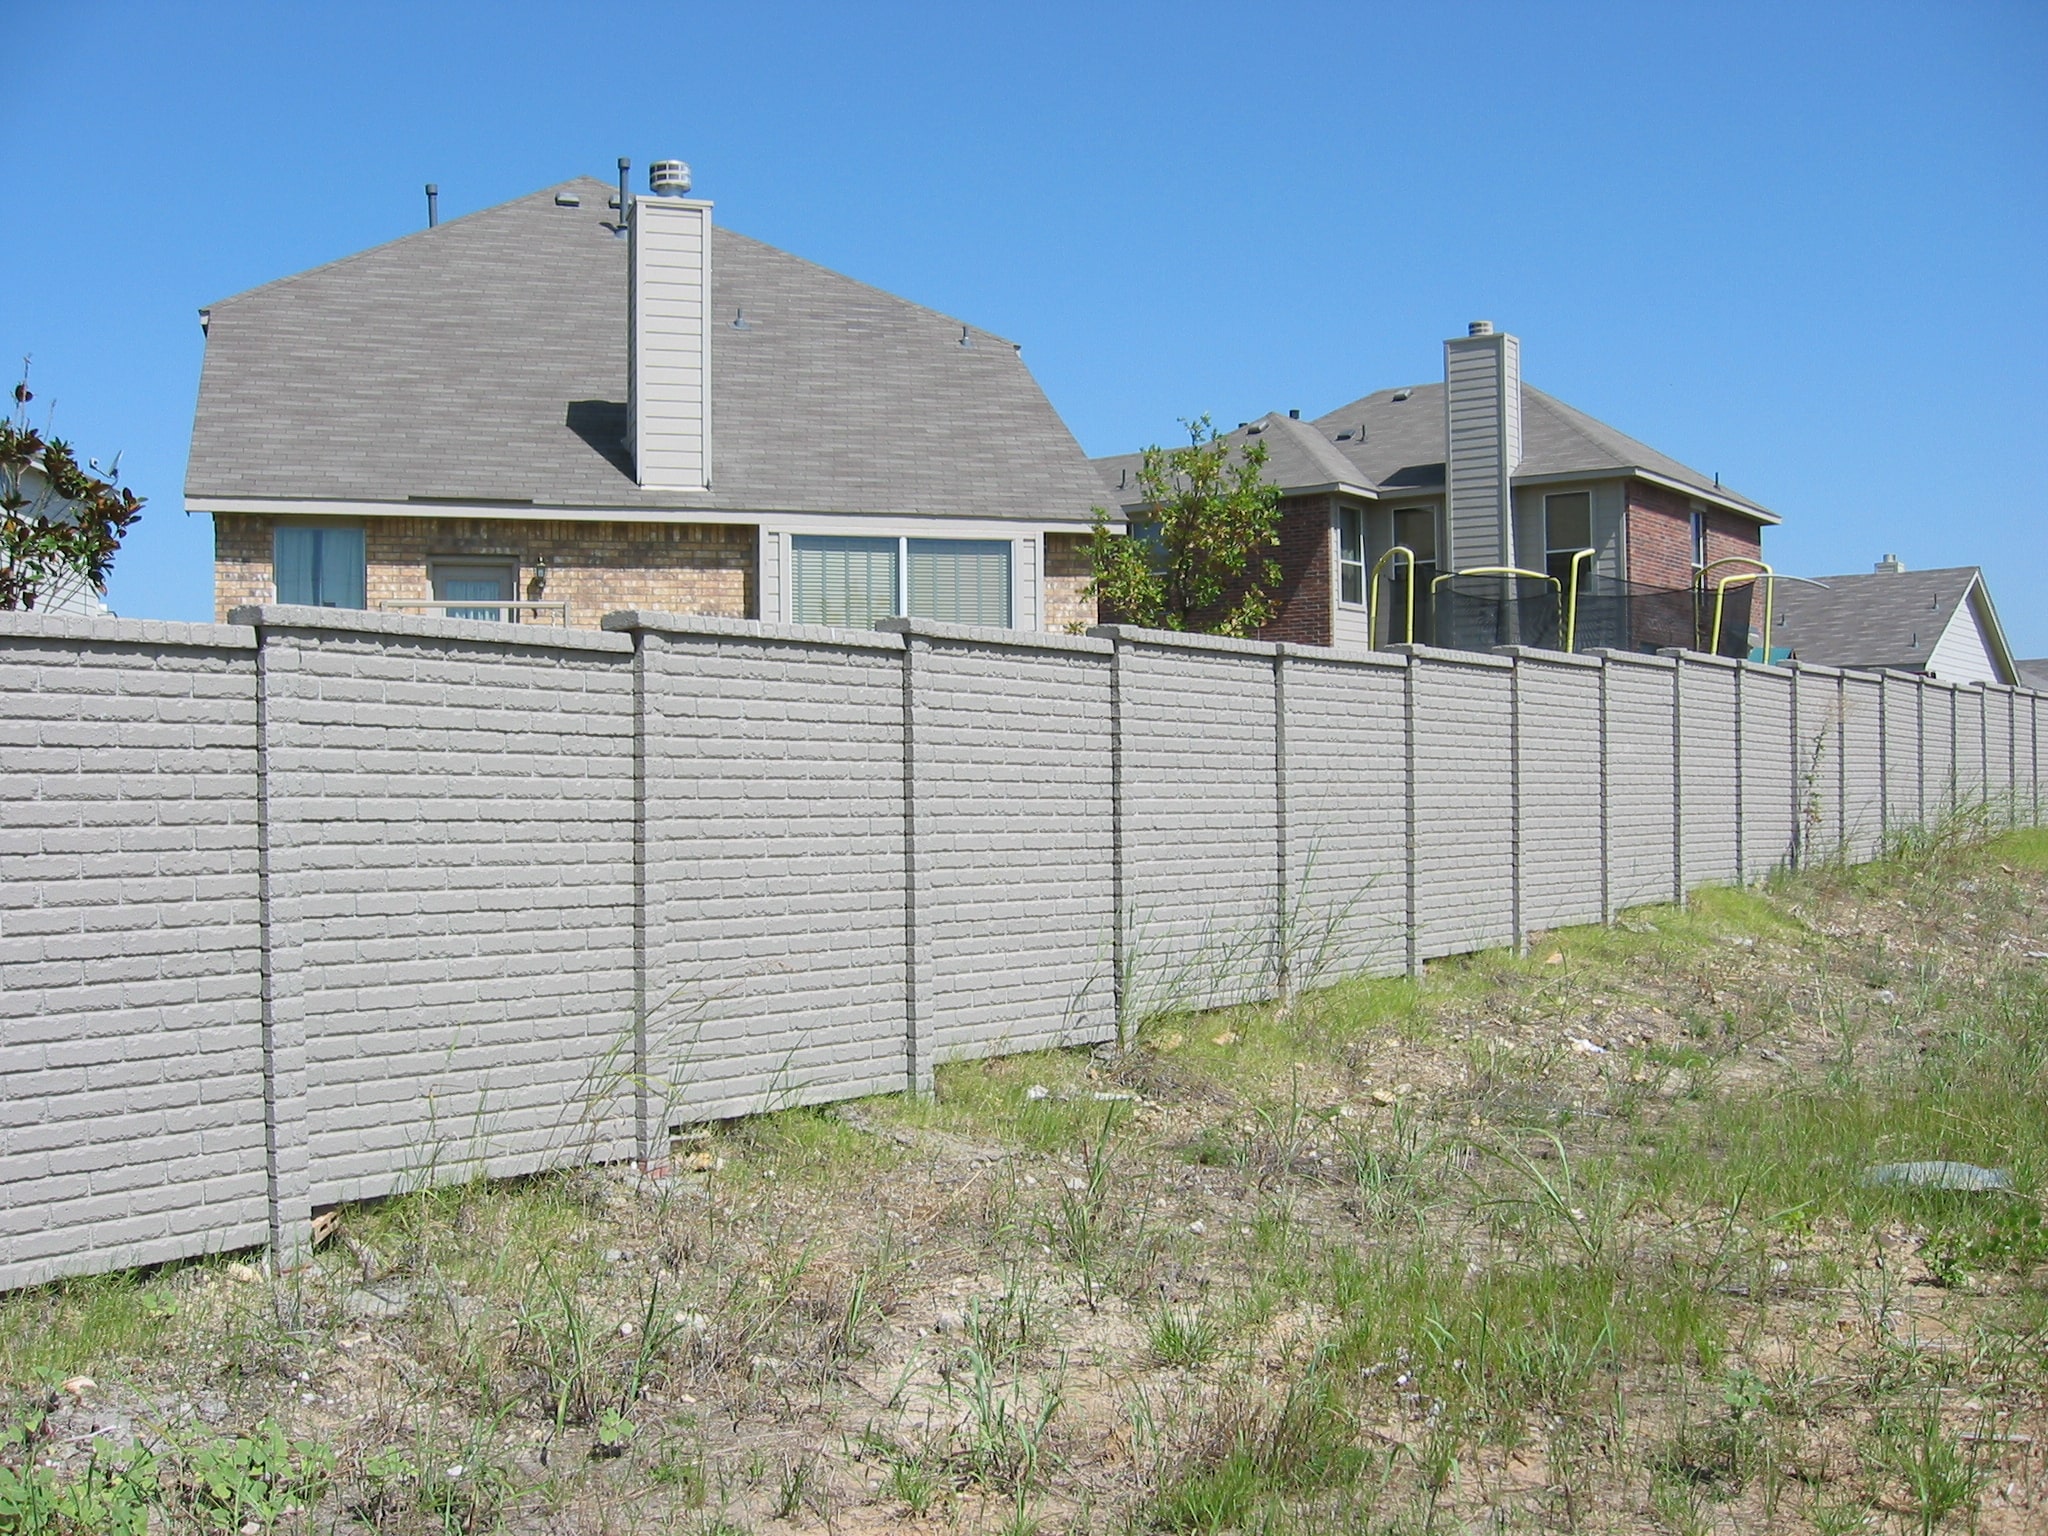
1044 532 1096 633
213 514 756 628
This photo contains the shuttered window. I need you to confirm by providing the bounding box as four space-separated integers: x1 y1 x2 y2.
907 539 1011 627
791 536 900 628
274 524 367 608
791 535 1014 629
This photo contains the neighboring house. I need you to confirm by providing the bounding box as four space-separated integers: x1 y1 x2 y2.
0 458 113 618
2019 659 2048 691
1769 557 2021 685
189 167 1109 632
1093 322 1778 653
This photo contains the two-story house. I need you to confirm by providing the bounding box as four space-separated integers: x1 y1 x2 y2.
189 164 1109 632
1093 323 1780 655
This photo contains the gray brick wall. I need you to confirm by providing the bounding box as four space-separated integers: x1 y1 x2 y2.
1508 651 1604 933
1677 657 1740 886
243 608 639 1208
7 606 2048 1292
1106 630 1281 1017
886 621 1117 1065
1599 652 1679 909
1280 650 1408 982
626 616 912 1123
1840 673 1886 861
1407 649 1516 959
1 616 269 1291
1739 666 1797 880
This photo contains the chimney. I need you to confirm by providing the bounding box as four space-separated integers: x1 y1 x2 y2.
1442 321 1522 572
1874 553 1907 574
627 159 713 491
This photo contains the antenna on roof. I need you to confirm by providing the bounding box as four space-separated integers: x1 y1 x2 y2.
424 184 438 229
614 158 630 236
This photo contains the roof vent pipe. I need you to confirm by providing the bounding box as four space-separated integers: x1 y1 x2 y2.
1468 320 1494 336
649 160 692 196
614 157 630 233
1875 553 1907 574
425 183 438 228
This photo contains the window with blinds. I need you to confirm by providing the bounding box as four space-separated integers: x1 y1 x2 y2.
791 535 1013 629
907 539 1011 626
274 524 367 608
791 536 901 628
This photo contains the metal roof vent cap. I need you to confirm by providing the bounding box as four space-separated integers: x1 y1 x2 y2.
1468 320 1494 336
1875 553 1907 574
649 160 692 197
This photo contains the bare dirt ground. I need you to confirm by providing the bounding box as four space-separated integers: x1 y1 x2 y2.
7 825 2048 1534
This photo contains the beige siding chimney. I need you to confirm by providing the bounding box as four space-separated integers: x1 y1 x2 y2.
1442 321 1521 572
628 193 714 491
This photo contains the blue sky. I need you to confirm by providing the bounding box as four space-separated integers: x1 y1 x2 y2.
9 2 2045 651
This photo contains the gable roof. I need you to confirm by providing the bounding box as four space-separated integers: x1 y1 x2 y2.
1769 566 2018 683
1091 412 1372 509
1093 380 1776 523
2018 659 2048 691
187 178 1106 524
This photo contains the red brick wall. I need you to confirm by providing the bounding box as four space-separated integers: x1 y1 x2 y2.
1255 494 1334 647
1625 480 1763 591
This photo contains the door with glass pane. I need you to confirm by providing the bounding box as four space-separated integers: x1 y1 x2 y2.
431 560 517 623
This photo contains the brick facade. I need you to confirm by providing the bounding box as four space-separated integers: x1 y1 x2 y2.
213 514 756 627
1043 532 1096 633
1255 494 1337 647
1624 479 1762 592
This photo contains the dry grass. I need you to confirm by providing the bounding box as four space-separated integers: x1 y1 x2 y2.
6 826 2048 1533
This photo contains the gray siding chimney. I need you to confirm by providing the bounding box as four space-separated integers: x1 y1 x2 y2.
1442 321 1522 572
628 193 714 491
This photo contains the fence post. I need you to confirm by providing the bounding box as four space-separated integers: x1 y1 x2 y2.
1403 652 1421 981
1108 634 1130 1043
252 622 314 1275
900 630 931 1094
1507 653 1525 952
1273 648 1292 1004
1670 653 1687 904
630 628 657 1161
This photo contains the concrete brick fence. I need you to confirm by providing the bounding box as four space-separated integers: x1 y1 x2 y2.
4 606 2043 1291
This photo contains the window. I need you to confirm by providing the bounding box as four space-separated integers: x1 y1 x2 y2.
1337 508 1366 606
791 535 1013 628
1690 509 1707 571
431 559 518 623
274 524 366 608
1543 491 1593 588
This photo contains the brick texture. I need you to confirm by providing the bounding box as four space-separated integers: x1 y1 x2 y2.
1256 496 1335 647
1043 533 1097 634
1410 653 1516 958
214 514 755 628
6 605 2047 1292
1625 480 1763 593
0 620 269 1292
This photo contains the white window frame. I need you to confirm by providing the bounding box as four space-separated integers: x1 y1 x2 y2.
787 533 1015 629
1336 506 1367 607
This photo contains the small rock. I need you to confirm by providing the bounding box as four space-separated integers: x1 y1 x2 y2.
1188 1220 1207 1236
60 1377 93 1397
1211 1031 1240 1047
1726 936 1756 950
1370 1089 1397 1106
1543 952 1564 966
225 1262 262 1284
1158 1031 1185 1052
1025 1084 1050 1101
1759 1048 1787 1063
671 1310 710 1334
1874 989 1898 1005
1569 1037 1606 1055
1090 1090 1138 1103
1063 1175 1088 1192
618 1322 635 1338
1862 1161 2014 1193
602 1249 626 1264
934 1309 963 1334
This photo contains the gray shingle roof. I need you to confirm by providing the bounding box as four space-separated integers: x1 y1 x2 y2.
2018 659 2048 691
188 178 1106 523
1094 379 1776 523
1768 567 1983 674
1092 412 1370 507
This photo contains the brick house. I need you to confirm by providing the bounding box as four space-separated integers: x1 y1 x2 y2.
1092 323 1778 653
188 165 1108 631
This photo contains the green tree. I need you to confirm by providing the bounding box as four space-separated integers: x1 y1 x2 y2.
1088 415 1281 638
1 365 144 612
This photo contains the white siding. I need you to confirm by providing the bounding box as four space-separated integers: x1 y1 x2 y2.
1926 591 2004 685
629 197 714 492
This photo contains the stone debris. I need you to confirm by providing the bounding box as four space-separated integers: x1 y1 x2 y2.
1861 1161 2014 1193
